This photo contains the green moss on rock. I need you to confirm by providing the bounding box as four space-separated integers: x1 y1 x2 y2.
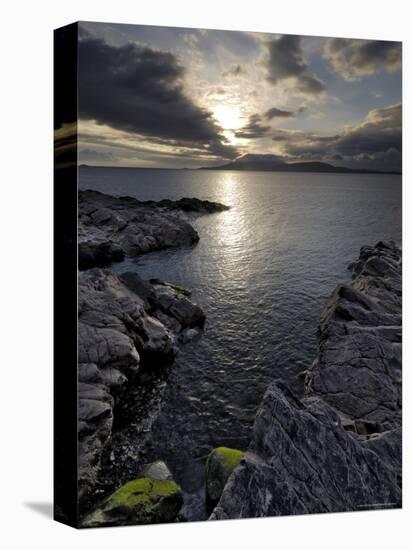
82 477 183 527
206 447 245 506
214 447 244 470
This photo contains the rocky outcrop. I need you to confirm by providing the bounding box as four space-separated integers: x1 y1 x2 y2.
211 241 402 519
78 190 228 269
82 461 183 527
306 240 402 431
78 268 205 502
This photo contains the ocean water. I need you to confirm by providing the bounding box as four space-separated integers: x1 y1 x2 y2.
79 166 402 516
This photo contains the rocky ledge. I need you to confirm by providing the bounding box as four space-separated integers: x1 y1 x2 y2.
211 241 402 519
78 268 205 503
78 190 229 269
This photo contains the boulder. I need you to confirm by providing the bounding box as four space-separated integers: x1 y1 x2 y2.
206 447 244 505
82 476 183 527
152 282 205 327
141 460 174 481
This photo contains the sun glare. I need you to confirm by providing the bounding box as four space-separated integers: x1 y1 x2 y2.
213 105 243 144
213 105 243 131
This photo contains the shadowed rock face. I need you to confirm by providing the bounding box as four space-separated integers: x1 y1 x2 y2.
78 190 228 270
211 241 402 519
306 240 402 430
78 268 205 502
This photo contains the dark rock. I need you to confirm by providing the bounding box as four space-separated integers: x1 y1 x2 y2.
79 241 125 270
306 240 402 429
211 383 401 519
78 268 205 502
152 283 206 327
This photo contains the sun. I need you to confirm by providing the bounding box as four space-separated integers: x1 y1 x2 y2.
213 105 243 144
213 105 243 131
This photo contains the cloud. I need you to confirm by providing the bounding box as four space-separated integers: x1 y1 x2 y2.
275 103 401 170
265 35 325 96
78 36 237 159
234 114 271 139
264 107 294 119
235 106 305 139
222 64 245 77
324 38 402 80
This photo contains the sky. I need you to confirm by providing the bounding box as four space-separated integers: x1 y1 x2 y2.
75 22 402 171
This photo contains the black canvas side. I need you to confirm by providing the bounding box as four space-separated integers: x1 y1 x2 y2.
53 22 79 528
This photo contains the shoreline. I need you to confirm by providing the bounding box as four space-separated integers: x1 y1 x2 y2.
78 190 229 519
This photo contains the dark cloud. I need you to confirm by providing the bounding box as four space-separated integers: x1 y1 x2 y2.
276 103 401 171
264 107 294 119
78 37 237 159
324 38 402 80
265 35 325 96
234 114 270 139
222 64 245 77
271 129 338 143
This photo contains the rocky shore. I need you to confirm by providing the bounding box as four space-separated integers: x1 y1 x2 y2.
78 190 228 270
211 241 402 519
78 190 228 521
78 189 402 526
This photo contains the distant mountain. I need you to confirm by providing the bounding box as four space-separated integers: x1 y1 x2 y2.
201 154 400 175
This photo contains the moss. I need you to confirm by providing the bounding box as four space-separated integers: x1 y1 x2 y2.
214 447 244 471
82 474 183 527
166 282 191 297
105 478 180 513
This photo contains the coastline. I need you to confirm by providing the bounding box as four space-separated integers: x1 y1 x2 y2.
77 190 402 525
78 191 228 520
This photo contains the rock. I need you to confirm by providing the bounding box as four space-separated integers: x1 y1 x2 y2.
305 240 402 429
211 383 401 519
78 240 125 270
179 328 201 343
211 242 402 519
152 283 205 327
119 271 156 309
206 447 244 505
78 190 228 269
78 268 205 503
156 197 230 214
141 460 174 481
82 476 183 527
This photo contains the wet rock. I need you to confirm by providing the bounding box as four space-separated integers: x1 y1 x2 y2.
179 328 201 343
211 242 402 519
152 282 205 327
78 190 228 269
206 447 244 505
